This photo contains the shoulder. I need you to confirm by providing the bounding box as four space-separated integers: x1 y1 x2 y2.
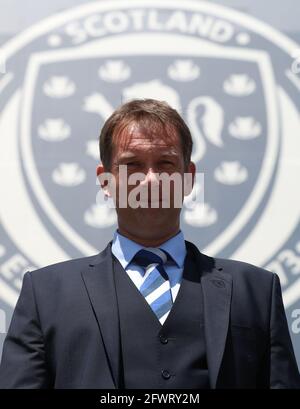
26 243 111 288
185 240 276 287
214 256 274 282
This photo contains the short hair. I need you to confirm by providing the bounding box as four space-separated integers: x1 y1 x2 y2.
99 98 193 170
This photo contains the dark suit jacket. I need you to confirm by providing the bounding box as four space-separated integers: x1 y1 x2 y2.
0 240 299 389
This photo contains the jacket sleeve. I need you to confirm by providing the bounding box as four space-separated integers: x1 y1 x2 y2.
270 273 300 388
0 271 50 388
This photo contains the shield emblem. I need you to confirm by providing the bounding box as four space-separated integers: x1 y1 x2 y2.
19 34 279 258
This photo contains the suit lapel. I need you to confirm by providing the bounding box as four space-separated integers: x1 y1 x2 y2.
81 241 121 389
185 241 232 389
201 272 232 388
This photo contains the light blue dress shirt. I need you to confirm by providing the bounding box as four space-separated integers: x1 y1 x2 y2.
111 229 187 302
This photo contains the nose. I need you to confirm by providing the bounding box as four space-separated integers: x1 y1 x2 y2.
140 167 160 186
139 168 161 201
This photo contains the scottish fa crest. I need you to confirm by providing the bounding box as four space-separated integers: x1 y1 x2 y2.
21 41 278 256
0 0 299 356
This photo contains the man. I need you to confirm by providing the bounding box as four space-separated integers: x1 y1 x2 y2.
0 99 299 389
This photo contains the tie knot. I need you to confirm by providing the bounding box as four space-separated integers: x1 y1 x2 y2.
133 248 168 269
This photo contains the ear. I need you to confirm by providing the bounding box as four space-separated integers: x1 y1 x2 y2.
96 164 112 198
183 161 196 196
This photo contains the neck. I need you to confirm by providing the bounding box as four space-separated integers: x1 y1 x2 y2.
117 225 180 247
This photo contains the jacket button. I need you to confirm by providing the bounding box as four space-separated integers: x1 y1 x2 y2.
161 369 171 379
160 335 168 344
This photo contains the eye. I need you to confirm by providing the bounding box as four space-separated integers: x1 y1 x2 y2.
160 160 173 165
127 162 139 166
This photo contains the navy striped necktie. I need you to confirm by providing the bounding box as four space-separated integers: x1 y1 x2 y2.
133 248 173 325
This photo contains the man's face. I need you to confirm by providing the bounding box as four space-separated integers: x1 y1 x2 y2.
97 124 195 241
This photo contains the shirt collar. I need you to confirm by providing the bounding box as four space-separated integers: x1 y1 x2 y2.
111 229 186 270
